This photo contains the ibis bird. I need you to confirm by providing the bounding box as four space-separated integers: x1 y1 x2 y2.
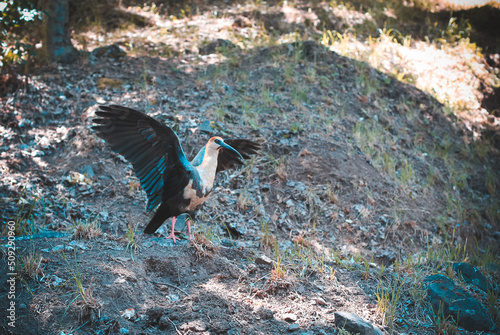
92 105 259 242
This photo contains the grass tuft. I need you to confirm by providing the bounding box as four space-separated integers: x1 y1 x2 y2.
17 250 44 280
190 232 219 259
72 218 101 240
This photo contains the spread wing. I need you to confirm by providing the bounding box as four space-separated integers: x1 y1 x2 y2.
92 105 193 211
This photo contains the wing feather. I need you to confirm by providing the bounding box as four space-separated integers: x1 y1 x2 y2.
216 139 260 172
92 105 192 212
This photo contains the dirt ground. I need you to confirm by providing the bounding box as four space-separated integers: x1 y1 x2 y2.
1 1 500 334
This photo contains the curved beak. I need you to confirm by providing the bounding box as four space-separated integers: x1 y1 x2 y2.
215 139 244 162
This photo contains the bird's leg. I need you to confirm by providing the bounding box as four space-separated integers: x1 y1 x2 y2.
165 216 180 243
187 218 192 240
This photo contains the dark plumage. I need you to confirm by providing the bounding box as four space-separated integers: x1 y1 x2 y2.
92 105 259 242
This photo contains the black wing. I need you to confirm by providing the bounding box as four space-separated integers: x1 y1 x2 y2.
92 105 193 212
216 139 260 172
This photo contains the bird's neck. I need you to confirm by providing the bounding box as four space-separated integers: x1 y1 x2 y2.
195 147 219 193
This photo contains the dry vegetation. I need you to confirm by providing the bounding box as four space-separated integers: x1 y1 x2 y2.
1 0 499 334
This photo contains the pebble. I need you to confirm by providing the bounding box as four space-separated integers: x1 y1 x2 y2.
283 313 298 322
334 311 383 335
49 245 74 253
255 254 273 265
120 308 136 320
314 297 327 306
69 240 88 250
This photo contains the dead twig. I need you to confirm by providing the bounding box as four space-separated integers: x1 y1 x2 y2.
150 280 189 296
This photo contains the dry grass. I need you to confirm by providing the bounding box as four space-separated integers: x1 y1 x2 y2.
75 278 102 323
190 232 219 258
72 218 101 240
18 251 44 280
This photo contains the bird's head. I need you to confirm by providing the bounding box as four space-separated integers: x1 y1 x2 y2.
208 137 244 162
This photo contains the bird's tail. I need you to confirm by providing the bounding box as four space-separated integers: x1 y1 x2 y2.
144 203 172 234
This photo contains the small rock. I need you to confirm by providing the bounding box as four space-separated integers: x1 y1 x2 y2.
375 249 396 265
69 240 88 250
166 294 179 302
334 311 382 335
453 262 489 292
233 16 252 28
19 303 26 309
99 211 109 221
119 328 129 334
229 221 247 235
158 315 171 331
315 297 327 306
256 307 274 320
45 274 64 288
247 263 257 274
199 39 237 55
283 313 298 322
92 44 127 59
211 320 232 333
255 254 273 265
199 120 213 133
261 183 271 192
120 308 136 320
51 245 74 252
288 323 300 332
221 239 238 247
146 307 164 324
180 319 207 332
80 165 95 178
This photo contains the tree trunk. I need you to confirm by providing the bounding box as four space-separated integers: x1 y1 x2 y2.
42 0 78 63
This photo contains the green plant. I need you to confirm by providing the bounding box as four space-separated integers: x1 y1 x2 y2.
3 190 49 236
433 300 460 334
61 252 101 325
0 0 41 68
375 275 405 332
487 286 499 322
361 259 371 280
238 188 250 210
124 224 140 259
397 159 415 185
260 220 276 250
270 254 286 281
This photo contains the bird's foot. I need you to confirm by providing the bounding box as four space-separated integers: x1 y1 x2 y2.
165 232 180 244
